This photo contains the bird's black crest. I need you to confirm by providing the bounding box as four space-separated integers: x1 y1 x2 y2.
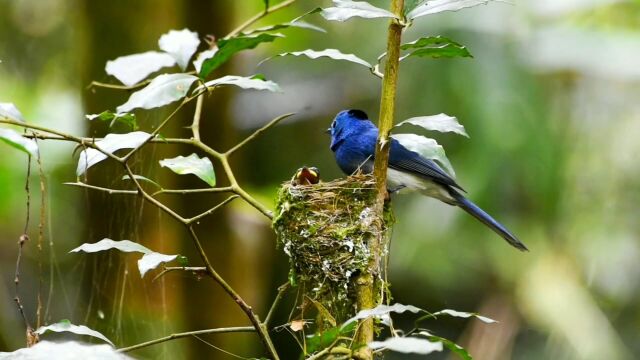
347 109 368 120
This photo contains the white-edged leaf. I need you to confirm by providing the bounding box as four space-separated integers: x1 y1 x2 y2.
76 131 151 176
1 341 130 359
265 49 372 69
70 238 151 255
138 252 178 278
105 51 176 87
197 75 281 92
0 128 38 157
117 73 198 113
193 49 217 74
417 332 473 360
0 102 25 122
369 337 443 355
158 29 200 70
433 309 497 323
343 303 423 327
395 114 468 137
35 320 114 346
159 153 216 187
121 174 162 189
391 134 456 178
408 0 495 19
322 0 399 22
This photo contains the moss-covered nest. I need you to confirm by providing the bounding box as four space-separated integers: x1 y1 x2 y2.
273 174 391 323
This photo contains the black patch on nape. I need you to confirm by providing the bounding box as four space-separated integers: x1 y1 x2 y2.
347 109 368 120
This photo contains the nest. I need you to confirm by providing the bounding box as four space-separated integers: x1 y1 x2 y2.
273 174 391 323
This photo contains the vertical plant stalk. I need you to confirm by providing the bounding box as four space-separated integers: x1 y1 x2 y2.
354 0 404 359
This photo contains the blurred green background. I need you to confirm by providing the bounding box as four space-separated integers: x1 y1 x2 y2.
1 0 639 359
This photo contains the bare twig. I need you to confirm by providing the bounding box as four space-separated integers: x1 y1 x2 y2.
117 326 255 353
63 182 138 195
152 187 233 196
34 138 46 329
185 195 238 225
225 113 295 156
152 266 207 282
191 95 204 141
225 0 298 39
265 283 290 326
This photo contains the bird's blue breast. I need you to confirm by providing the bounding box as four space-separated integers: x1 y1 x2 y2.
332 129 377 175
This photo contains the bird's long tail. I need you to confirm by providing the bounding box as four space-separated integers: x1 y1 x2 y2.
448 189 528 251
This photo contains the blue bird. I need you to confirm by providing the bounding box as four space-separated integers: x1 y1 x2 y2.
328 109 527 251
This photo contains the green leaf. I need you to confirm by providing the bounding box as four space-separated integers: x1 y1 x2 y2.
408 0 496 19
158 28 200 70
306 322 356 354
321 0 399 22
263 0 269 11
391 134 456 177
106 51 176 87
76 131 151 176
401 36 472 59
0 128 38 157
86 111 138 130
196 33 284 79
244 20 326 35
159 153 216 187
177 255 189 266
35 321 114 346
395 114 469 137
0 102 25 122
263 49 372 69
117 73 198 113
121 174 162 189
368 337 443 355
417 332 473 360
197 75 281 92
404 0 426 15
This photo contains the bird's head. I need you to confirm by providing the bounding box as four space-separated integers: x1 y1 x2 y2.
327 109 372 151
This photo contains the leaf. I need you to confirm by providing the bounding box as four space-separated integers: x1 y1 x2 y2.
432 309 497 323
117 73 198 113
198 33 284 79
105 51 176 87
138 252 178 278
86 111 137 130
76 131 151 176
401 36 472 59
0 128 38 157
159 153 216 187
417 332 473 360
245 20 326 35
408 0 495 19
158 29 201 70
70 238 152 255
289 319 306 332
35 320 114 346
395 113 469 137
306 322 356 354
121 174 162 189
264 49 372 69
343 303 423 327
321 0 399 22
391 133 456 177
369 337 443 355
198 75 281 92
2 341 127 359
0 102 25 121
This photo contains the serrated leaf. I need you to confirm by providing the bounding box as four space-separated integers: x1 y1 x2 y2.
197 75 281 92
76 131 151 176
198 33 284 79
159 153 216 187
432 309 497 323
0 102 25 122
158 29 200 70
121 174 162 189
105 51 176 87
369 337 443 355
391 134 456 177
86 111 137 130
70 238 152 254
343 303 423 327
0 128 38 157
321 0 399 22
35 321 114 346
265 49 372 69
396 114 468 137
408 0 495 19
117 73 198 113
138 252 178 278
401 36 472 59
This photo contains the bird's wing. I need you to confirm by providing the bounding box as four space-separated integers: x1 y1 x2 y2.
388 139 464 191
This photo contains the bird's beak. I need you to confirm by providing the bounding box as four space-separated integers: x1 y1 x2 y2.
325 128 331 134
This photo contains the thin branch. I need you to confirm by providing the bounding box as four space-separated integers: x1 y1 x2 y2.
123 165 188 223
265 283 290 326
63 182 138 195
191 95 204 141
225 113 295 156
152 267 207 282
152 187 233 196
185 195 238 225
117 326 255 353
88 80 151 91
23 133 194 146
225 0 298 39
